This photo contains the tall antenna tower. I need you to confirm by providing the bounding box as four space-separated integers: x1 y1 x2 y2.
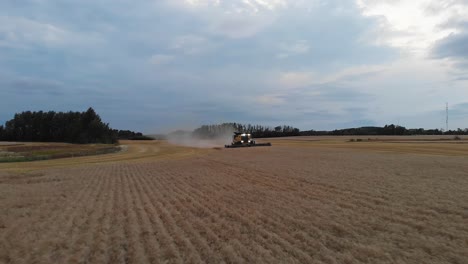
446 102 449 132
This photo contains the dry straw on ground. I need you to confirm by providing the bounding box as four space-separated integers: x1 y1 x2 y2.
1 138 467 263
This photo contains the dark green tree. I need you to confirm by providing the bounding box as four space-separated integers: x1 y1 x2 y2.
0 108 118 144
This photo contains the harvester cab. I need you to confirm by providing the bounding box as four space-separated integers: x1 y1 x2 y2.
225 132 272 148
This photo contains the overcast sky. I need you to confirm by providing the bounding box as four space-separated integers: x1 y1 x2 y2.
1 0 467 133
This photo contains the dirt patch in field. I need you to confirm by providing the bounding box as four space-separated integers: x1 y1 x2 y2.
1 140 467 263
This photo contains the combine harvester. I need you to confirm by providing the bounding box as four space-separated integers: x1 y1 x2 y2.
225 132 272 148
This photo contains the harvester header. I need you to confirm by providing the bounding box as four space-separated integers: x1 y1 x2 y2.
224 132 272 148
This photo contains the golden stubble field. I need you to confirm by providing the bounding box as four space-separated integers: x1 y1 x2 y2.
1 137 468 263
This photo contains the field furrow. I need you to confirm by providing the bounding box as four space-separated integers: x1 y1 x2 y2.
136 168 207 263
1 140 468 263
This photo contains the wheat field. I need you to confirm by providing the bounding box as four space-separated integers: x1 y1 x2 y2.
1 138 468 263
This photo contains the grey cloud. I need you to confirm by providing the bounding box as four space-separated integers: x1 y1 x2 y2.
209 14 276 39
284 83 373 102
7 77 64 95
453 75 468 81
433 32 468 60
424 0 464 16
2 0 461 133
450 102 468 118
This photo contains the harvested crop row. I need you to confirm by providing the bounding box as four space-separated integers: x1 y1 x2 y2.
1 143 468 263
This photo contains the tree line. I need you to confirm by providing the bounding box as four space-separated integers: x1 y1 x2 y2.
113 130 153 140
0 108 151 144
192 123 300 139
190 123 468 139
300 124 468 136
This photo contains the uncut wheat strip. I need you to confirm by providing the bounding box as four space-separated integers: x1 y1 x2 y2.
5 167 102 263
157 168 313 263
66 172 112 264
131 165 205 263
124 164 178 264
139 165 257 263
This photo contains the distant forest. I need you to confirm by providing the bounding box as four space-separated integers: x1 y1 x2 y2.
2 110 467 144
300 124 468 136
190 123 468 138
113 130 153 140
192 123 300 138
0 108 151 144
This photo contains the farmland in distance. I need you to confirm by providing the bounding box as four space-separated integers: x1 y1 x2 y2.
1 137 468 263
